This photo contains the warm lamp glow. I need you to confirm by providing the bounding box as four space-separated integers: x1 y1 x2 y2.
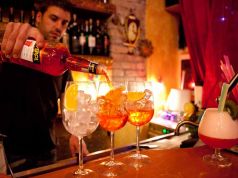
166 88 192 112
189 82 195 89
148 78 167 115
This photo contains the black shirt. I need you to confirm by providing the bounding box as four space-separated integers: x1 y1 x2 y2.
0 62 72 158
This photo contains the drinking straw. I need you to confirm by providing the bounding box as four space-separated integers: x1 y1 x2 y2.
218 73 238 112
228 73 238 94
218 83 229 112
220 56 238 103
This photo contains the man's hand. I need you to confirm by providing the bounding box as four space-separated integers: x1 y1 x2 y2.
69 135 89 157
1 22 45 58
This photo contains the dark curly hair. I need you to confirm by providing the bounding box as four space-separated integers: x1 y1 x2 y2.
34 0 73 14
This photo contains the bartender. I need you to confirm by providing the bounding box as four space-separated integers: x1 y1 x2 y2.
0 0 88 173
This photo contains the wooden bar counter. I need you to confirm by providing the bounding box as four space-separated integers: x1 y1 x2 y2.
30 145 238 178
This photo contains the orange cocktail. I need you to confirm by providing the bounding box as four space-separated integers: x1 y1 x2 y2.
125 82 154 163
127 109 154 126
96 82 128 177
97 114 128 131
97 86 128 131
126 89 154 126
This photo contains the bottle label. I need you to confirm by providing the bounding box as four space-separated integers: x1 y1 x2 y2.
88 62 97 74
88 35 96 47
20 39 40 64
79 34 86 46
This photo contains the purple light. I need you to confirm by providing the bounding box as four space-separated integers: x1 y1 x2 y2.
220 16 226 22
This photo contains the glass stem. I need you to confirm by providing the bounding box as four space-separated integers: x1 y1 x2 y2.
78 137 84 170
110 131 115 161
136 126 140 155
214 148 223 160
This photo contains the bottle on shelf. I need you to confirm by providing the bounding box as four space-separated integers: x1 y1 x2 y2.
84 20 89 55
95 19 102 55
79 22 86 55
19 9 24 23
62 30 70 50
102 25 110 56
69 13 79 54
8 6 14 22
29 9 36 27
88 18 96 55
0 39 106 76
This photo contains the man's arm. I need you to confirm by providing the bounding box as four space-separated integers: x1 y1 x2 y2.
1 22 45 58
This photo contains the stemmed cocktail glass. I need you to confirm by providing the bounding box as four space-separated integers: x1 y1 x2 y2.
125 81 154 165
62 81 99 176
96 81 128 177
198 108 238 167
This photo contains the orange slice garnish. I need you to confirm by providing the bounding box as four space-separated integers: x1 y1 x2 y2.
105 86 125 101
64 84 78 110
127 91 145 102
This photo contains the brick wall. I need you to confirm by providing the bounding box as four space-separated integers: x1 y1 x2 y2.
109 0 147 82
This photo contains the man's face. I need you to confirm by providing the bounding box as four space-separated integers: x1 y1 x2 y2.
36 6 71 42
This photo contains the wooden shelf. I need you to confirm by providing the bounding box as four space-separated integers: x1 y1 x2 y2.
69 0 116 17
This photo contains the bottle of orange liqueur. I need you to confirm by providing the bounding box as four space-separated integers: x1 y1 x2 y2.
0 39 105 76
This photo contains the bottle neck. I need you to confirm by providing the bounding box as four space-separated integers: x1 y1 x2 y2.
65 56 99 74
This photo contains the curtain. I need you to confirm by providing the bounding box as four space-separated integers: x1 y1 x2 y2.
180 0 238 108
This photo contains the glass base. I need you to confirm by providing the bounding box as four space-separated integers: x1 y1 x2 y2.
100 160 124 167
99 160 126 177
125 153 150 169
203 154 232 167
74 168 94 176
128 152 149 160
